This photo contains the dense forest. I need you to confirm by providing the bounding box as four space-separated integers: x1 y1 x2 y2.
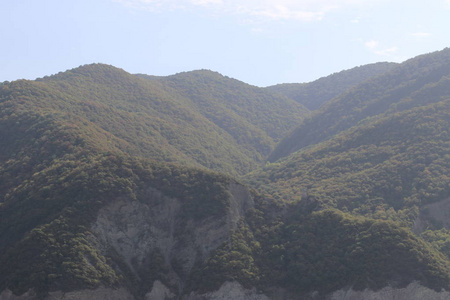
269 48 450 162
0 48 449 299
266 62 396 110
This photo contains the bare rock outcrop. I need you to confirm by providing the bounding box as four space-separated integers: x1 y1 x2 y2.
91 182 254 296
326 281 450 300
182 281 269 300
0 287 134 300
413 198 450 234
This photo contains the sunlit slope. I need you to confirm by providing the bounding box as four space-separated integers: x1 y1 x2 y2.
140 69 309 159
1 64 307 176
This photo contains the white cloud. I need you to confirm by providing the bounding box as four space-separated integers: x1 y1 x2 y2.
365 40 379 49
374 46 398 56
410 32 431 37
251 27 264 33
190 0 223 6
251 5 325 21
365 40 398 57
114 0 384 22
112 0 176 12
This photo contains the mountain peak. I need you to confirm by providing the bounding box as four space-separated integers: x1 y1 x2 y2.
40 63 131 83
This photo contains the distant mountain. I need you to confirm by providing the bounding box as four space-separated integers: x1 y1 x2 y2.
266 62 396 110
269 48 450 162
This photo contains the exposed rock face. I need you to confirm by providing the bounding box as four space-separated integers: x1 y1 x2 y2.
0 288 134 300
145 281 175 300
326 281 450 300
91 182 254 296
413 198 450 234
3 281 450 300
7 183 450 300
182 281 269 300
0 183 255 300
0 289 36 300
181 281 450 300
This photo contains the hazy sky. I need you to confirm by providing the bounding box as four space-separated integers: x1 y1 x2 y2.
2 0 449 86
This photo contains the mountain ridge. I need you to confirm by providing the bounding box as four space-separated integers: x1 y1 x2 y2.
269 47 450 162
2 63 309 176
1 50 450 299
266 61 397 110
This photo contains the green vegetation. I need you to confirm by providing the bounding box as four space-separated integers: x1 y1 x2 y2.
188 202 450 296
2 64 308 177
0 145 235 296
267 62 396 110
248 99 450 226
188 221 261 293
264 209 450 293
270 48 450 162
0 76 238 296
422 229 450 260
154 70 308 143
1 49 450 298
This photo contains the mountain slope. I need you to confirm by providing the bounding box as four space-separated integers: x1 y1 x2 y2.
269 48 450 162
1 56 450 300
266 62 396 110
0 80 255 297
248 99 450 222
139 70 308 154
1 64 308 176
0 151 252 298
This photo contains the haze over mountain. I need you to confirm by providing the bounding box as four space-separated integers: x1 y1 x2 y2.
269 48 450 162
1 48 450 300
266 62 397 110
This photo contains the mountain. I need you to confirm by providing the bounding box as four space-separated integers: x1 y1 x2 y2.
0 67 258 298
0 144 253 298
242 49 450 297
139 70 309 144
266 62 396 110
1 50 450 300
0 64 308 176
248 99 450 222
252 48 450 224
269 48 450 162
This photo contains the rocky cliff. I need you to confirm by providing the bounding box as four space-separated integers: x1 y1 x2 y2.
0 181 254 300
91 183 254 297
3 281 450 300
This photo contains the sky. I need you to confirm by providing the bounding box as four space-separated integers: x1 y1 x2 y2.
1 0 449 87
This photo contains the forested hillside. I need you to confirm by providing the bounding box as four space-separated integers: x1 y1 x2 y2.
0 68 253 297
1 49 450 300
247 99 450 224
141 70 308 143
266 62 396 110
269 48 450 162
0 65 307 176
